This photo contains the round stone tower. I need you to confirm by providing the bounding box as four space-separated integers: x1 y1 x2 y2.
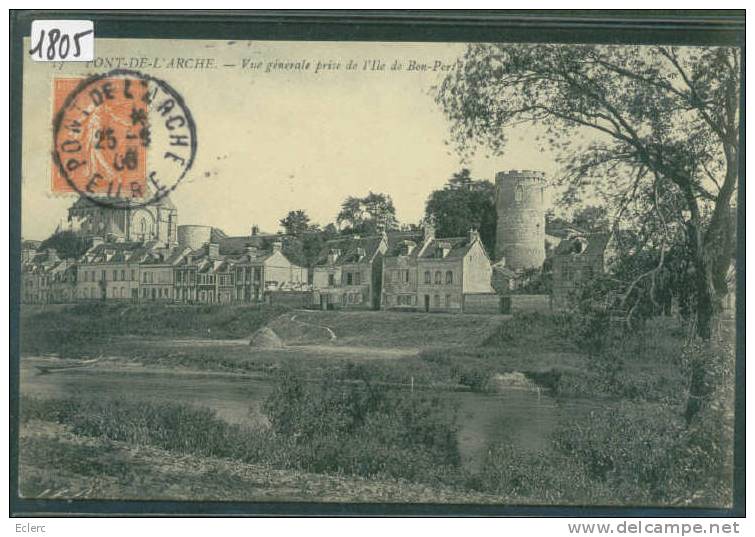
495 169 547 270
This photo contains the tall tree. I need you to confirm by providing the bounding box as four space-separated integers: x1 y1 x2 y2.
279 210 316 237
38 230 90 260
425 169 497 255
437 44 740 340
336 192 398 234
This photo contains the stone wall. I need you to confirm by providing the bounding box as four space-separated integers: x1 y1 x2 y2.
462 293 501 314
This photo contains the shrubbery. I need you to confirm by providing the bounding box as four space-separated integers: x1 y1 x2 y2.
264 371 460 480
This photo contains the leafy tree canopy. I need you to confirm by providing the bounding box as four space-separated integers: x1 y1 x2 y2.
336 192 398 235
437 44 740 339
38 230 90 260
425 169 497 255
279 209 318 237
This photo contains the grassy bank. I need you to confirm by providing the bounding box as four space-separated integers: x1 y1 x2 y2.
20 303 288 357
19 306 734 506
20 420 501 503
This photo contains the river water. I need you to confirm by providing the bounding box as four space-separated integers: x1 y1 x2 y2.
19 358 600 469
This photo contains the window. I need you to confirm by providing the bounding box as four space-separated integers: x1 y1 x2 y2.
142 288 148 298
434 271 442 285
434 294 440 307
403 270 410 283
121 287 125 298
515 184 524 202
347 272 353 285
143 273 148 283
113 270 118 281
354 272 361 285
446 294 452 307
328 274 335 286
445 270 453 284
101 270 106 281
397 295 415 306
424 271 431 284
131 270 136 281
121 270 126 281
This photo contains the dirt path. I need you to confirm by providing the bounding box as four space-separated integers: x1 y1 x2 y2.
281 344 419 360
289 313 337 341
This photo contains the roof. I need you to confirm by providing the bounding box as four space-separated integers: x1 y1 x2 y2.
217 235 272 255
418 237 476 260
384 230 425 258
315 235 385 266
545 217 586 239
553 232 610 257
80 241 154 264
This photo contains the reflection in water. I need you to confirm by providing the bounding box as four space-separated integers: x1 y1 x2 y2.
20 359 599 470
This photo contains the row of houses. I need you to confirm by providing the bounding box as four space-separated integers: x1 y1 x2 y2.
22 238 308 306
22 223 504 313
313 225 499 313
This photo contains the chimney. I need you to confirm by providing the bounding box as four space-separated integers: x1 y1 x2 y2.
245 245 258 257
327 248 341 264
468 229 480 243
251 225 260 236
403 240 416 255
206 242 220 260
90 236 104 248
46 249 59 262
356 247 366 259
272 241 283 253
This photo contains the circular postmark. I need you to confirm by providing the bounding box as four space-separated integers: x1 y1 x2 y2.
52 68 197 209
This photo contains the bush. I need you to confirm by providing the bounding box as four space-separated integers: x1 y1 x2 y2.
553 403 696 504
469 444 602 504
263 371 461 480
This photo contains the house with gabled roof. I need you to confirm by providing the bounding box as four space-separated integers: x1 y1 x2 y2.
140 246 191 302
312 234 388 310
48 258 78 303
416 230 496 313
173 240 308 304
550 231 611 309
381 225 435 311
76 240 153 301
21 248 63 304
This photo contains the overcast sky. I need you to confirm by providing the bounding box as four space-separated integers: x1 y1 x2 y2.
22 39 558 240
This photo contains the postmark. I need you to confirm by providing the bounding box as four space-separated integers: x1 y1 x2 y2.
52 68 197 208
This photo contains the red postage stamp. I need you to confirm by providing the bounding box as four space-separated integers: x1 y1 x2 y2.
52 75 150 198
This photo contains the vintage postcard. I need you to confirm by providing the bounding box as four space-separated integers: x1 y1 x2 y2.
13 15 743 515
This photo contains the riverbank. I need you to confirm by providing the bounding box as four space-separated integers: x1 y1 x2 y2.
17 304 735 506
20 420 505 504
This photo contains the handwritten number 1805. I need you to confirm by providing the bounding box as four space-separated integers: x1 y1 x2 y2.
29 28 93 60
